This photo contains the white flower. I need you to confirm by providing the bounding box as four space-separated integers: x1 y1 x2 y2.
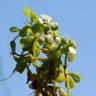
68 47 77 55
45 34 53 44
38 18 43 24
55 36 61 45
40 14 52 24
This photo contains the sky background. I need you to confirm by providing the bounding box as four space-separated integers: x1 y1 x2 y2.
0 0 96 96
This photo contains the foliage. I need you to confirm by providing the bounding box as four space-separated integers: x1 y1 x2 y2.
9 6 80 96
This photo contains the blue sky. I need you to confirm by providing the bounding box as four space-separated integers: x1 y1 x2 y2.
0 0 96 96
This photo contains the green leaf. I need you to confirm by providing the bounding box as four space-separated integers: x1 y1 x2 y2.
61 38 66 45
14 62 27 73
20 36 34 48
56 72 65 82
27 28 34 36
33 41 39 58
69 77 74 89
23 6 32 17
43 24 50 32
68 72 80 83
10 40 16 52
31 13 38 23
32 22 41 33
58 64 64 72
9 26 19 32
19 26 28 37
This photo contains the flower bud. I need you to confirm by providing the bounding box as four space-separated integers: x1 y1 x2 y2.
39 18 43 24
51 22 59 31
68 47 77 62
40 14 52 24
68 54 74 62
68 47 77 56
45 34 53 44
55 36 61 45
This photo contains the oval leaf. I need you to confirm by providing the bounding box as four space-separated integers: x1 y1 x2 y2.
65 76 75 89
10 26 19 32
68 72 80 83
56 72 65 82
23 6 32 17
19 26 28 37
20 36 34 48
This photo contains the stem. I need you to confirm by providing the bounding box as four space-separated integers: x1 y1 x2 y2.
64 55 70 96
53 81 56 96
13 34 19 41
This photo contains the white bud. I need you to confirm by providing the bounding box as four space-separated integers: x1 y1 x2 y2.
40 14 52 24
45 34 53 44
55 36 61 45
39 18 43 24
68 47 77 55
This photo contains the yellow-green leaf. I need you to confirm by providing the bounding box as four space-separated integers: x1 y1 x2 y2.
56 72 65 82
10 26 19 32
23 6 32 17
20 36 34 48
68 72 80 83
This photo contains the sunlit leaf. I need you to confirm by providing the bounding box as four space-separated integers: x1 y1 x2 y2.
23 6 32 17
27 28 34 36
68 72 80 83
56 72 65 82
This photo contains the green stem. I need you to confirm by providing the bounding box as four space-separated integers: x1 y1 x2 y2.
64 55 70 96
13 34 19 41
53 81 56 96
